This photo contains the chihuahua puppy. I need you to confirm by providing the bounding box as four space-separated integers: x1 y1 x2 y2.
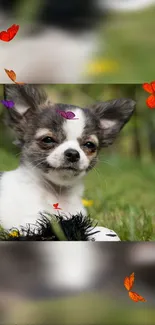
0 85 135 240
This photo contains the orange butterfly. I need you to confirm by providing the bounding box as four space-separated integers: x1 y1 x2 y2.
4 69 24 85
128 292 146 302
124 272 135 291
124 272 146 302
142 81 155 109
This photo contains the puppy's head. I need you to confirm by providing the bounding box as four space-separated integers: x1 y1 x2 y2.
4 85 135 186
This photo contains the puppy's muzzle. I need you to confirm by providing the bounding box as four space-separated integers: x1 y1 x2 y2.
64 149 80 163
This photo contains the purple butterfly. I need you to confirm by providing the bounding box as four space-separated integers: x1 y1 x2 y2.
0 100 15 109
56 110 78 120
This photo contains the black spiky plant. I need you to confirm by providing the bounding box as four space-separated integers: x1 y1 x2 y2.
0 212 99 241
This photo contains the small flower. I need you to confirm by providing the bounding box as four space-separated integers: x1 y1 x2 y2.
9 230 19 237
85 59 119 75
82 199 94 207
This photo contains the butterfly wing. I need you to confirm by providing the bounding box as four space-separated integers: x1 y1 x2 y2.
0 31 10 42
124 272 135 291
53 203 59 209
0 24 19 42
129 291 146 302
7 24 19 41
7 24 19 33
0 100 15 108
66 111 76 119
142 83 153 93
4 69 16 82
8 100 15 108
4 101 9 108
146 95 155 109
1 100 9 108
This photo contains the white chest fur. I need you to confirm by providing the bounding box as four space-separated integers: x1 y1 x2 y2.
0 167 86 230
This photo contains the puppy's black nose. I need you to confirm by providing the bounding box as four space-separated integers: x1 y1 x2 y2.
64 149 80 163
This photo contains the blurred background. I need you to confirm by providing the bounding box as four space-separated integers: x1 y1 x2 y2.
0 242 155 325
0 83 155 240
0 0 155 82
1 2 155 324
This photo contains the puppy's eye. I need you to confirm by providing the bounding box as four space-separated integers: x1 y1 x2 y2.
83 142 96 150
42 137 56 144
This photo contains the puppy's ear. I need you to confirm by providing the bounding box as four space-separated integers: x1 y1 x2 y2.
89 98 136 147
4 84 47 114
4 84 48 142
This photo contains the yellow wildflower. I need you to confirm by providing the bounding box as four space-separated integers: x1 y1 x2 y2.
82 199 94 207
9 230 19 237
85 59 119 75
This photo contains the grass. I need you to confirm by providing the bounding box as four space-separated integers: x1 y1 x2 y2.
84 154 155 241
90 7 155 82
9 292 155 325
0 147 155 241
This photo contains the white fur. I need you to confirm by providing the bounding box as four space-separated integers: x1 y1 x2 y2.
0 28 96 83
15 103 30 114
0 166 120 240
63 108 86 140
45 164 87 187
101 119 117 129
47 141 89 170
89 134 99 146
0 165 120 240
35 128 53 139
0 166 86 230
